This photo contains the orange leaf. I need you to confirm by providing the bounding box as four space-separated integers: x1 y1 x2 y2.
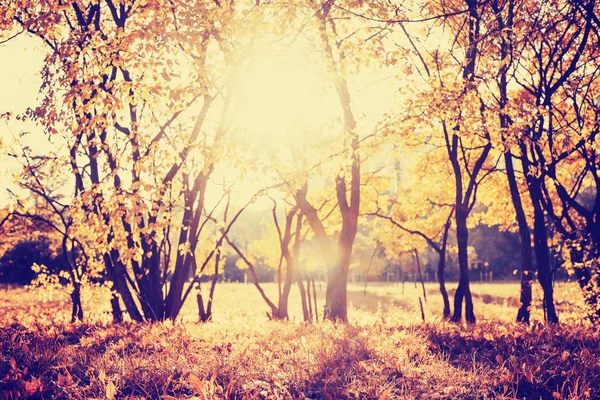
188 373 207 399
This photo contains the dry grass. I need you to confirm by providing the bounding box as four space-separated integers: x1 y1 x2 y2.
0 281 598 399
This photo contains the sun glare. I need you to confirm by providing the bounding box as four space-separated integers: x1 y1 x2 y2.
232 46 340 147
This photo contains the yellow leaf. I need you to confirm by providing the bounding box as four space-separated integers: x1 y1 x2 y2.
106 381 117 400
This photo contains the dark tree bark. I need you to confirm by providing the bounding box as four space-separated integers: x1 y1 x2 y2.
506 150 533 324
312 277 319 322
273 209 300 320
490 0 533 324
205 249 221 320
528 178 559 323
451 205 476 323
568 235 600 322
438 211 452 319
443 0 491 324
110 293 123 323
306 275 314 321
298 277 310 322
70 287 84 323
413 249 427 302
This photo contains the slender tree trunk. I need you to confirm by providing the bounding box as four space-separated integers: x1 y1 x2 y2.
402 270 405 294
315 4 360 323
570 234 600 322
106 252 144 322
197 289 211 323
204 248 222 321
519 139 558 324
312 277 319 322
297 277 310 322
166 174 209 320
438 208 453 319
165 187 196 319
306 276 313 322
437 247 451 319
110 293 123 323
70 286 83 323
414 249 427 302
492 0 531 323
275 249 294 320
142 244 164 321
227 238 278 318
62 239 84 323
505 151 533 323
529 180 559 323
451 206 475 323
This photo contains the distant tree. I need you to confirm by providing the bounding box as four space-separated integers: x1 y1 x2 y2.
373 206 454 319
0 238 62 285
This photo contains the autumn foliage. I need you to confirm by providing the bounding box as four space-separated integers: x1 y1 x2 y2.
1 0 600 397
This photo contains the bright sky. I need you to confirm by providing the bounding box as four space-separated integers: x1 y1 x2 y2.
0 34 46 207
0 29 400 212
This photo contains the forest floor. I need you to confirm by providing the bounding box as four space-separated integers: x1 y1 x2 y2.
0 281 599 399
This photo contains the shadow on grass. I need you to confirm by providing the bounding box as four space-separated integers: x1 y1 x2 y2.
2 320 599 399
0 323 193 399
419 323 600 399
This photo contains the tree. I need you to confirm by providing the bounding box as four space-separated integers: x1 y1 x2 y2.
0 238 61 285
373 205 454 318
503 0 599 322
0 0 261 322
287 1 360 323
489 0 534 323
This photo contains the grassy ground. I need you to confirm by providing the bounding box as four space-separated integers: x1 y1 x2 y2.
0 281 598 399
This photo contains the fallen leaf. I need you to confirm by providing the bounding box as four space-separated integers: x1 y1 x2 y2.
106 381 117 400
188 373 206 399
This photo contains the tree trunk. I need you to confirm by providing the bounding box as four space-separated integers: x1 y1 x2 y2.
315 4 360 323
306 276 313 321
70 286 84 323
492 0 531 324
203 248 222 321
141 243 164 321
197 290 211 323
297 277 310 322
110 293 123 323
529 180 559 323
505 151 533 323
324 231 353 322
451 206 475 323
312 277 319 322
437 248 451 319
62 239 84 323
165 174 209 321
569 235 600 322
275 251 294 320
106 252 144 322
414 249 427 302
